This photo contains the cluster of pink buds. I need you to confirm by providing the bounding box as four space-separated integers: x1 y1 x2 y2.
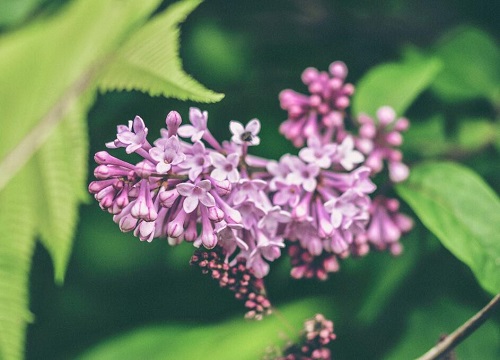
89 60 413 318
268 314 336 360
190 247 271 319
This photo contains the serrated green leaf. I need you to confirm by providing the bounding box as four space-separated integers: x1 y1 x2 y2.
0 167 37 360
385 298 500 359
0 0 162 190
34 96 95 283
76 298 332 360
397 162 500 294
98 0 224 103
431 26 500 103
0 0 173 358
352 56 442 117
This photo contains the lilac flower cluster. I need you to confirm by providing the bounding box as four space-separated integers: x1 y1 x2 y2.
274 62 413 279
89 61 413 316
89 107 289 281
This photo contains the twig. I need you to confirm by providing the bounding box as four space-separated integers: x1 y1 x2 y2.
416 293 500 360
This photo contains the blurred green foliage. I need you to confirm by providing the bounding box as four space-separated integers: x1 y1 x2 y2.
0 0 498 359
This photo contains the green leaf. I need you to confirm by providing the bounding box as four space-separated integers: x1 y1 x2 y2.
385 298 500 359
98 0 224 103
397 162 500 294
0 0 162 188
77 298 332 360
0 168 37 360
0 0 177 358
431 26 500 103
34 92 95 284
352 56 442 117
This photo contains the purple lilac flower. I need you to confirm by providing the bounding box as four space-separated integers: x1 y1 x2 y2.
356 106 410 182
210 152 240 183
230 118 261 146
356 196 414 255
106 116 150 154
90 110 290 287
177 107 208 142
279 61 354 147
149 135 185 174
90 60 415 314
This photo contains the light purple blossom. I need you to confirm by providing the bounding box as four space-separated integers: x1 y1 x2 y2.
333 136 364 171
210 152 240 182
272 181 302 207
176 180 215 213
149 135 185 174
106 116 148 154
178 141 212 181
230 119 261 146
177 107 208 142
299 136 336 168
90 60 414 295
286 158 320 192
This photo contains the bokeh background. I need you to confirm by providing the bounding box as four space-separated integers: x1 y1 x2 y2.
2 0 498 358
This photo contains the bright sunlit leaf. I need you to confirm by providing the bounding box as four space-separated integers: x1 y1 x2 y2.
0 0 223 358
98 0 224 102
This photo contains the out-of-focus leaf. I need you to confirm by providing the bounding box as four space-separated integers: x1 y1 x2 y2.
356 234 419 324
76 298 332 360
352 56 442 117
385 298 500 359
0 0 43 28
402 115 451 157
431 27 500 103
456 118 496 152
98 0 224 102
397 162 500 294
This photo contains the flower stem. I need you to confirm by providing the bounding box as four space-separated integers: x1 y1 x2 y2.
416 293 500 360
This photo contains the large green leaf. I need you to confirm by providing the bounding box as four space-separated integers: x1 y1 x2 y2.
97 0 224 102
0 0 162 189
385 298 500 359
33 91 95 284
77 298 332 360
352 56 442 117
431 27 500 103
0 0 223 358
397 162 500 294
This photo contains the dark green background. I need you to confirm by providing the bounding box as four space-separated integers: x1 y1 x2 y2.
2 0 497 358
